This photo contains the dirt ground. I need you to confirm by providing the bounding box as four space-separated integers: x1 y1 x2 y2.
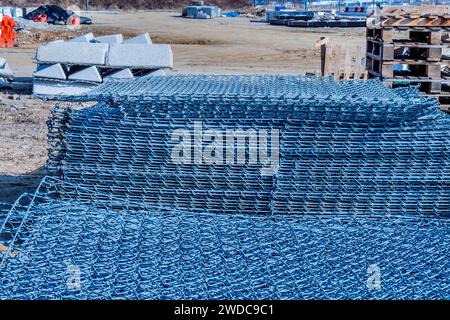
0 10 365 202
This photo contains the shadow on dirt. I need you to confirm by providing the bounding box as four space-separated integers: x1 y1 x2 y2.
0 166 46 205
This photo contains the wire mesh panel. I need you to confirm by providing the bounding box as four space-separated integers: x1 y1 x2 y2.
46 76 450 216
0 178 449 300
1 75 450 300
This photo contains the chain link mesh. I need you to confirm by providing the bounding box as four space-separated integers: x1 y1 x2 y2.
1 75 449 299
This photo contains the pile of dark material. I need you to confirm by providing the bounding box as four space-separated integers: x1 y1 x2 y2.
24 5 92 25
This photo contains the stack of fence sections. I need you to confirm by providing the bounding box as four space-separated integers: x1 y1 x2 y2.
46 75 450 217
32 32 173 97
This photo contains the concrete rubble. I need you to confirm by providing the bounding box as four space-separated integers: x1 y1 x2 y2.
32 32 172 96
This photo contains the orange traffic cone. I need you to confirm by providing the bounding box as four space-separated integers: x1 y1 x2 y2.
0 16 16 48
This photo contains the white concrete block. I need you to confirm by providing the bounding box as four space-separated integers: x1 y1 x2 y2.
0 57 13 78
68 66 102 83
123 33 152 44
105 68 134 79
2 7 12 17
47 40 65 45
13 7 23 18
147 69 167 76
106 44 173 69
94 34 123 44
33 79 95 96
0 57 8 68
70 33 94 43
34 63 67 80
35 42 108 65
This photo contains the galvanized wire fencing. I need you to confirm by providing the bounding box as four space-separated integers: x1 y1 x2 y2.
1 75 449 299
47 76 449 216
0 177 449 299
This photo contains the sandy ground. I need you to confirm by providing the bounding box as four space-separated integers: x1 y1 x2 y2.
1 11 365 76
0 10 365 202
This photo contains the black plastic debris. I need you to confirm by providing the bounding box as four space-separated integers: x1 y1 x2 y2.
24 5 92 25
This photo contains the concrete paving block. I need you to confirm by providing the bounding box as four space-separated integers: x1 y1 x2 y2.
70 33 94 43
33 79 96 96
68 66 102 83
35 42 108 65
34 63 67 80
123 33 152 44
105 68 134 79
94 34 123 44
106 44 173 69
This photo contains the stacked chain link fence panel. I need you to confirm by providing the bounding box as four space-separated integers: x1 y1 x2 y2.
47 76 450 216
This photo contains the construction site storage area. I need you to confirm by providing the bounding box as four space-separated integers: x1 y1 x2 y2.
0 2 449 305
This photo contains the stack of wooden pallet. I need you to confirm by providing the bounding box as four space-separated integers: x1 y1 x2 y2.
366 5 450 112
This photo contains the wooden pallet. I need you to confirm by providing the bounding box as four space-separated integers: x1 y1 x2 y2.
366 6 450 113
367 5 450 29
367 27 445 44
381 17 450 28
318 37 367 80
381 5 450 17
439 104 450 113
425 94 450 113
380 77 448 93
367 57 442 79
367 40 445 62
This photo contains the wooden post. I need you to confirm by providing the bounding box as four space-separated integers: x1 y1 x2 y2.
318 36 327 76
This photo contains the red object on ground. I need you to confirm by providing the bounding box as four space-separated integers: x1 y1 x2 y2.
344 7 349 12
68 16 80 26
360 7 365 12
32 14 48 23
0 16 16 48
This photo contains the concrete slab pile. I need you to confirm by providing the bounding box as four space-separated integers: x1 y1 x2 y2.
32 32 172 96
